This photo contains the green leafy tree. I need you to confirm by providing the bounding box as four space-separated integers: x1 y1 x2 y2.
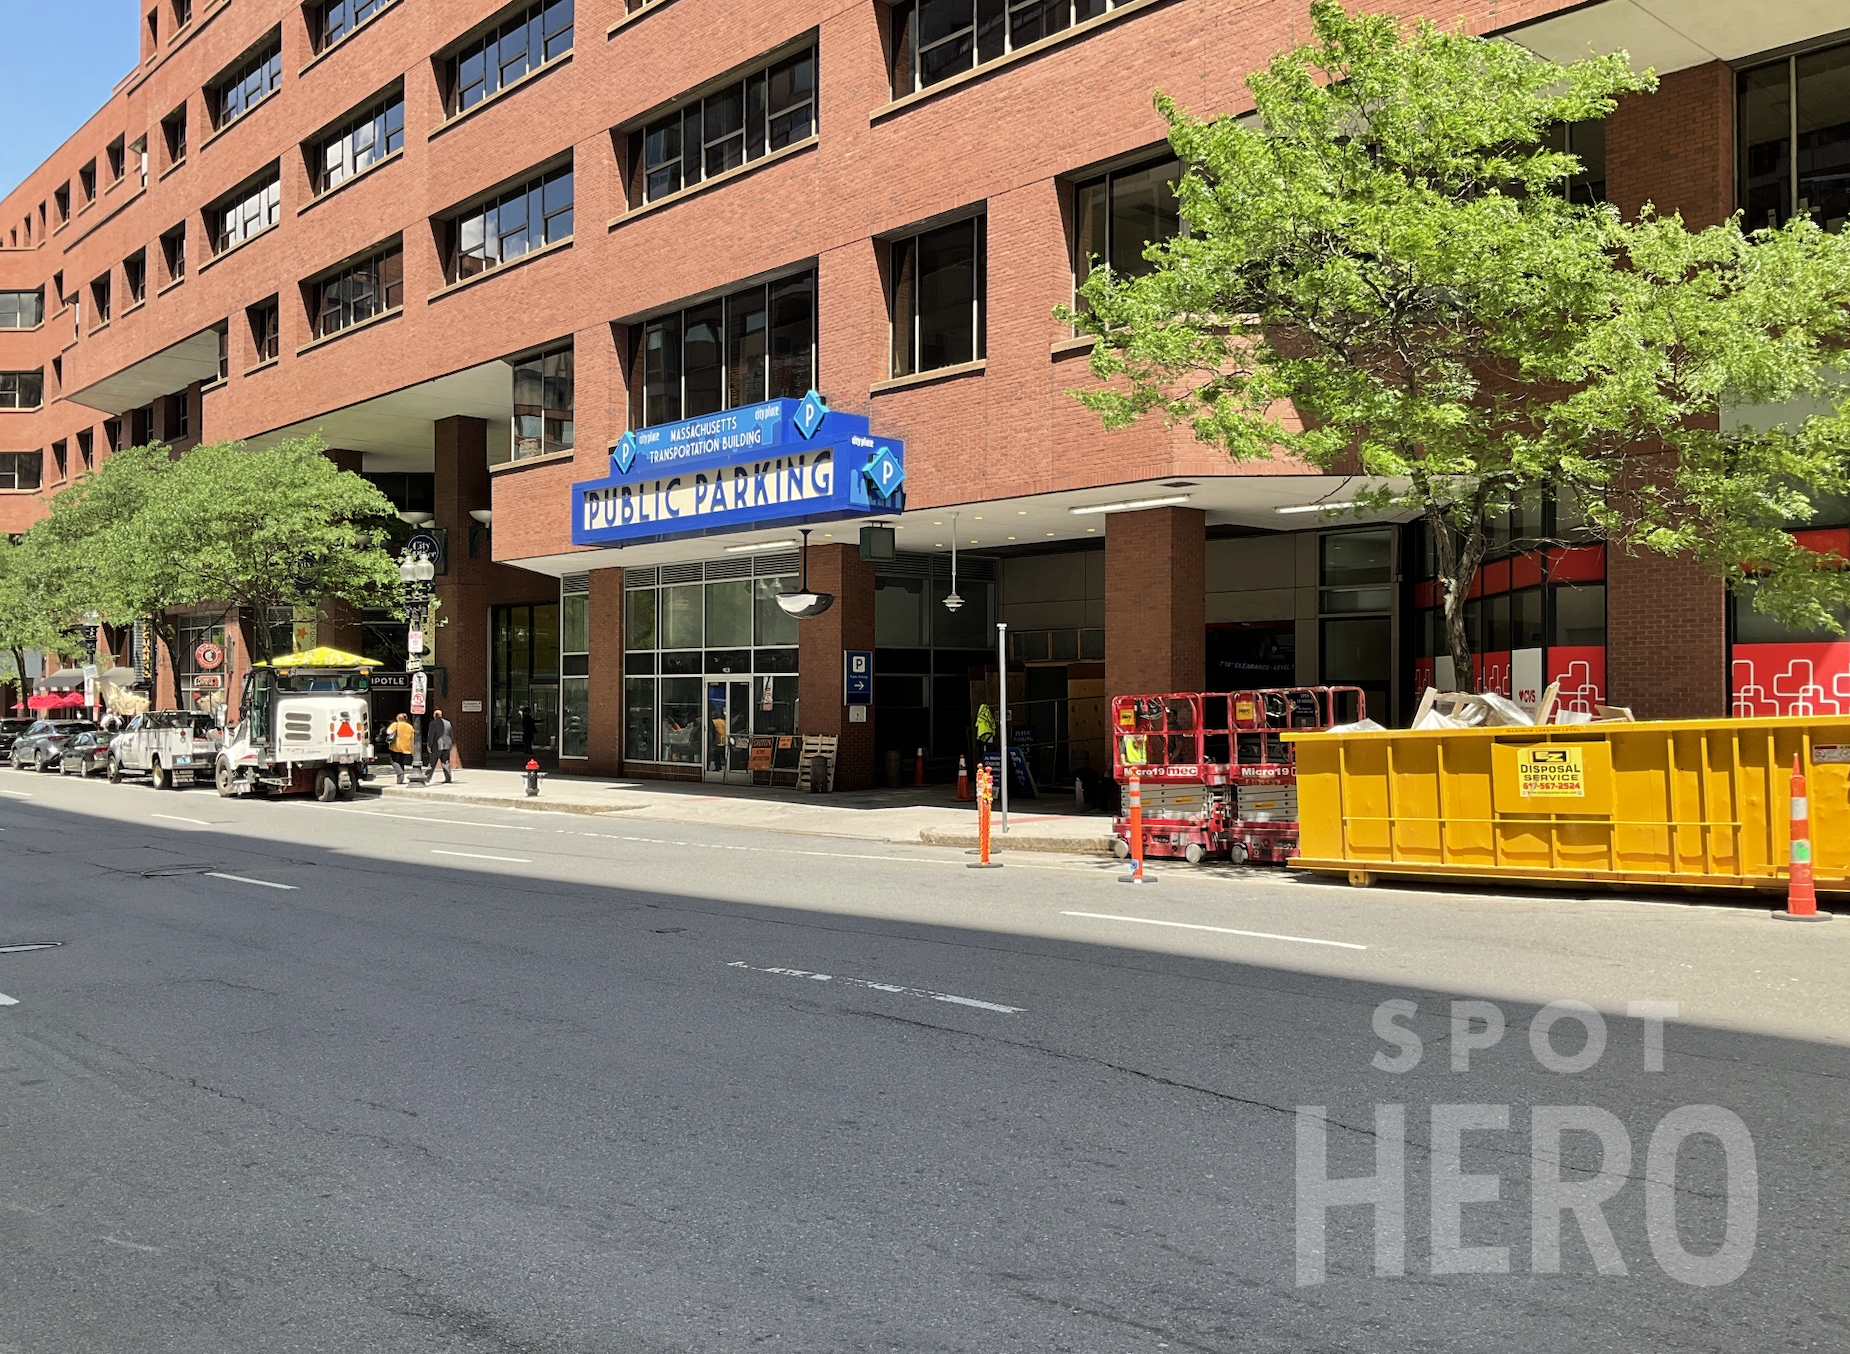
0 533 84 698
126 434 401 661
16 442 187 679
1068 1 1850 693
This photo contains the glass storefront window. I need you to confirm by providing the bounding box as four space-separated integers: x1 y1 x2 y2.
659 676 702 764
705 579 753 647
626 588 657 649
929 577 993 647
560 591 589 759
491 602 559 753
754 576 800 646
625 676 657 759
661 584 704 649
1320 530 1392 585
876 576 928 646
562 592 588 654
1551 584 1606 647
561 679 588 758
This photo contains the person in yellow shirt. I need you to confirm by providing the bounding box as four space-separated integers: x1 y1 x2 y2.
386 713 416 784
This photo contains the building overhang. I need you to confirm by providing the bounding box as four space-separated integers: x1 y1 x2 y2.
66 330 222 415
500 473 1416 579
245 360 513 472
1501 0 1848 74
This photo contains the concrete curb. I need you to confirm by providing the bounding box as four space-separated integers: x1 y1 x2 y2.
370 785 641 818
917 829 1116 856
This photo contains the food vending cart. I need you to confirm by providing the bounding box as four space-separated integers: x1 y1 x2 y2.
1110 687 1363 865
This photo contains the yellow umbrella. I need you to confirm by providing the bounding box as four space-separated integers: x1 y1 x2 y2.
257 647 382 669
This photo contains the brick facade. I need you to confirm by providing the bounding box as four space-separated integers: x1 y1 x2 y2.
796 544 879 790
1105 507 1206 698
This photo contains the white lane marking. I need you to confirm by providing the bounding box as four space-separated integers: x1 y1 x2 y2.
205 872 298 891
728 961 1025 1014
0 789 32 799
0 992 17 1007
99 1235 162 1253
321 806 535 831
431 849 532 863
0 944 60 954
152 814 212 827
1062 911 1368 951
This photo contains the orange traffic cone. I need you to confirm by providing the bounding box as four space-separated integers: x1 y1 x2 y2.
1776 753 1832 922
956 754 971 801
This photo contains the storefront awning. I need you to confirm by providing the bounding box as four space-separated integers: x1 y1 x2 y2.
1502 0 1845 74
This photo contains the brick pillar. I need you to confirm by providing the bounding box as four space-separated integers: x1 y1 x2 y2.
1606 549 1726 720
1105 506 1206 698
1607 61 1734 229
587 566 624 776
797 543 876 790
318 447 366 655
433 416 491 766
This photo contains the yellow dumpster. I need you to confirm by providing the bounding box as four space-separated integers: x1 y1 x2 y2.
1286 715 1850 895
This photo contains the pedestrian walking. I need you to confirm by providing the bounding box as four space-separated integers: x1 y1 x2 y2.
386 712 416 784
426 708 455 784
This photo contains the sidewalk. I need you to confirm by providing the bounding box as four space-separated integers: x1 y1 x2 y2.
369 767 1117 854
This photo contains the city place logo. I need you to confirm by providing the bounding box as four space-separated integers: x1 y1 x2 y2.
1295 999 1757 1287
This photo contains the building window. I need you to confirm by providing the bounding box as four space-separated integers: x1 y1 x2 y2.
1543 119 1607 205
167 391 190 439
633 45 816 206
0 371 44 409
146 7 158 50
248 297 280 363
162 105 187 166
511 343 574 459
0 452 42 490
104 417 122 451
173 0 191 27
77 429 94 470
79 160 96 204
310 242 404 338
491 602 560 754
107 137 126 183
124 250 147 305
445 163 573 282
211 36 283 131
315 93 405 193
161 223 186 282
0 291 43 329
90 273 111 325
890 217 984 377
448 0 574 116
316 0 388 50
213 322 228 380
560 582 589 759
1739 39 1850 234
889 0 1124 96
51 440 67 481
130 135 148 188
638 270 815 428
1074 155 1180 307
54 183 70 224
210 172 282 253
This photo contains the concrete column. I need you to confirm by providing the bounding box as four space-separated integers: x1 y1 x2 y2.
587 566 625 776
433 416 491 766
1105 506 1207 698
796 543 876 790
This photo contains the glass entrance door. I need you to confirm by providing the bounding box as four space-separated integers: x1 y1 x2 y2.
703 680 753 784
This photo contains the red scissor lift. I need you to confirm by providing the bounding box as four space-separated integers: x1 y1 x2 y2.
1110 687 1364 865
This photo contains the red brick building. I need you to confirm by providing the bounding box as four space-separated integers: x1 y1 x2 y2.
2 0 1846 786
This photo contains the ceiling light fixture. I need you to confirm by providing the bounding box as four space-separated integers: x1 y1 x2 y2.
944 512 964 612
724 538 798 553
1068 494 1191 517
774 530 835 617
1274 500 1358 515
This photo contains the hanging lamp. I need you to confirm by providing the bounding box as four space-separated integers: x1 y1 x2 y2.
775 528 836 618
943 513 964 611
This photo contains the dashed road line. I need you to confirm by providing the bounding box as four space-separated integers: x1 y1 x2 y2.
728 961 1025 1014
151 814 212 827
321 806 535 831
432 849 532 863
0 992 17 1007
205 872 297 891
1061 911 1368 950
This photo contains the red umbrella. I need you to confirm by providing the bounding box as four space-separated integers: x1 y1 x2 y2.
26 691 86 711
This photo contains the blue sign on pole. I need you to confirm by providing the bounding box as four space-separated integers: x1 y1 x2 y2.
575 392 905 548
844 650 873 705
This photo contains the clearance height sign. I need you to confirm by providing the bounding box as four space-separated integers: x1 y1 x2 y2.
573 394 905 548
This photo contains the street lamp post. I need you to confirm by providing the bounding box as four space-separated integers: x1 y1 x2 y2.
399 548 436 787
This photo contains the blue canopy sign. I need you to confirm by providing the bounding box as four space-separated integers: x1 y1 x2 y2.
574 393 906 548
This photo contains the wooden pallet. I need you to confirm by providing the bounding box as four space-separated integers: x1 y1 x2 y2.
794 734 840 792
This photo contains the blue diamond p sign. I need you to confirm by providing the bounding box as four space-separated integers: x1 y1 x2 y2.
794 389 829 440
613 430 638 475
863 447 905 498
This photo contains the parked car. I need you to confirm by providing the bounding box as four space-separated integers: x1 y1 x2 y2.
109 710 221 789
8 719 99 772
0 717 36 758
60 729 113 778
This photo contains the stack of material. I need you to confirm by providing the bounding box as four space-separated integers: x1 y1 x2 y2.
1409 683 1637 730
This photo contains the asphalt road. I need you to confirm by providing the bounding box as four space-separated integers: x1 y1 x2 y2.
2 768 1847 1353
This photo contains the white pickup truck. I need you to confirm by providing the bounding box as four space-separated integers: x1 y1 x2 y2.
108 711 221 789
214 648 377 802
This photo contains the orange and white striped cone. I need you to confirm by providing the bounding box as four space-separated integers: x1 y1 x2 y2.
956 754 971 801
968 764 1002 869
1118 773 1156 884
1776 753 1832 921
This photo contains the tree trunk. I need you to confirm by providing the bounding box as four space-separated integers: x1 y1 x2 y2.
1426 504 1489 696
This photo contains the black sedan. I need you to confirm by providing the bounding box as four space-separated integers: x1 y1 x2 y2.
60 729 113 778
0 717 35 757
8 719 98 772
